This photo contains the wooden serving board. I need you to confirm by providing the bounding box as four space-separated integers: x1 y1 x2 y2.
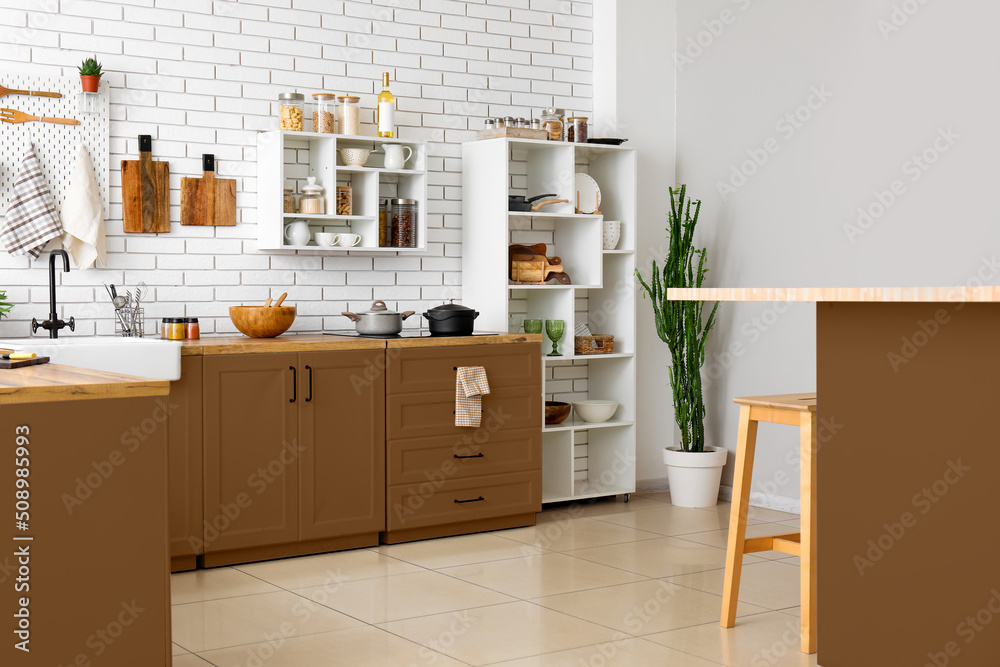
181 153 237 226
121 135 170 233
477 127 548 141
0 356 50 369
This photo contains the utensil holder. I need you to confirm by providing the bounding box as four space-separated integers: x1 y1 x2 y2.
114 307 144 337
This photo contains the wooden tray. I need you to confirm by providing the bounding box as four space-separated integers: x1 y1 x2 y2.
0 356 50 369
477 127 549 141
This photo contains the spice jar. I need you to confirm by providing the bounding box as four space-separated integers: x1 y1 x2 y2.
161 318 185 340
312 92 336 133
337 95 360 136
567 116 589 143
283 187 296 213
184 317 200 340
391 198 417 248
336 186 352 216
299 177 325 214
278 92 304 131
378 198 389 246
541 107 564 141
484 118 495 131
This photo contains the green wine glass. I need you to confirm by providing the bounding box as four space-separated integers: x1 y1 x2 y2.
545 319 565 356
523 318 543 334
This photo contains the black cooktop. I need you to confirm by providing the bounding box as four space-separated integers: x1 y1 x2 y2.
325 330 498 339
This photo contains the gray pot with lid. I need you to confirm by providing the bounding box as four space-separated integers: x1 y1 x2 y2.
342 300 415 335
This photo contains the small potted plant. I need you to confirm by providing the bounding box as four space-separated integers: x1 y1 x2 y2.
636 185 726 507
78 56 103 93
0 290 13 320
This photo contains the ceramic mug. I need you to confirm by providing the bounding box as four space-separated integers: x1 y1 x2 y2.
603 220 622 250
334 233 362 247
382 144 413 170
314 232 337 247
284 220 311 246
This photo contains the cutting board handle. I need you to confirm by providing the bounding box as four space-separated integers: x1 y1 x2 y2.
202 154 215 173
138 134 152 153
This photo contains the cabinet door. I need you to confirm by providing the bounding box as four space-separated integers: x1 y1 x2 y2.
203 352 299 553
298 350 385 540
167 355 203 560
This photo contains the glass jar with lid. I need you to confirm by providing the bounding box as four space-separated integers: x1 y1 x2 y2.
337 95 361 136
299 176 325 214
378 198 390 246
391 198 418 248
566 116 589 143
541 107 564 141
283 186 296 213
278 92 304 131
312 92 336 133
336 186 352 216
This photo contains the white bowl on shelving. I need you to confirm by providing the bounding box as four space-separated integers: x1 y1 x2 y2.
572 400 619 423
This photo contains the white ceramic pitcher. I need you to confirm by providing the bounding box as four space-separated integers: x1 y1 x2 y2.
284 219 311 246
382 144 413 170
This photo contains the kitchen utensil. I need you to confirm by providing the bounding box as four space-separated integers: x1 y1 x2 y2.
334 233 361 247
0 84 61 99
112 295 130 334
0 355 50 369
273 292 288 307
121 135 170 233
508 244 571 285
545 401 572 425
382 144 413 170
337 147 373 166
341 300 414 336
130 282 146 335
603 220 622 250
545 319 565 356
229 305 296 338
587 138 628 146
573 400 619 423
0 108 79 125
508 193 568 212
523 319 543 334
1 352 36 360
181 154 237 226
284 220 311 246
574 173 601 214
265 297 273 308
315 232 336 246
422 300 480 336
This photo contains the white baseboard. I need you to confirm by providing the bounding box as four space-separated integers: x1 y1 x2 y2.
638 477 800 515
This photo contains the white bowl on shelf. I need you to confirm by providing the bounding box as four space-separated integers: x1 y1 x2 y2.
572 400 619 423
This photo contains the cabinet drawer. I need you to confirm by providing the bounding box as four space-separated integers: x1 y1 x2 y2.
387 471 541 531
387 385 541 440
388 427 540 486
387 343 541 394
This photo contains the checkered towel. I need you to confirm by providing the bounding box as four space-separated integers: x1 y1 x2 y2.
455 366 490 428
1 145 62 258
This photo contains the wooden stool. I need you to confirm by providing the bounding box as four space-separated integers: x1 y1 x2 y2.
721 393 817 654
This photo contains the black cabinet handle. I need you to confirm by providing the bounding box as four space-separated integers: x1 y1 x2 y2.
289 366 297 403
305 365 313 402
454 453 485 459
454 496 485 504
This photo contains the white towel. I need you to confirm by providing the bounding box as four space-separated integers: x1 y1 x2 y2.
60 144 106 269
455 366 491 428
0 145 62 258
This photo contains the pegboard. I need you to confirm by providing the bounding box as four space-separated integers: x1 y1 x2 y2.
0 72 109 219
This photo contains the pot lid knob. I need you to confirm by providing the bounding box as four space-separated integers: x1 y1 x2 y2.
370 300 387 311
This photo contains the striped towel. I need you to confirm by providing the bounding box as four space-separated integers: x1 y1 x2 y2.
1 145 62 258
455 366 490 428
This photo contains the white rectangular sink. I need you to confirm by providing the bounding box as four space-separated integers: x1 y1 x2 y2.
0 337 183 381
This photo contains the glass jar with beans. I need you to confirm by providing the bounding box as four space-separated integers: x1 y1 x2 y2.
391 198 417 248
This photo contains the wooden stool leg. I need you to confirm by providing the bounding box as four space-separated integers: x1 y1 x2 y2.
800 411 818 653
722 404 758 628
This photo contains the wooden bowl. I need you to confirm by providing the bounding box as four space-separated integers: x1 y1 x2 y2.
229 305 296 338
545 400 572 425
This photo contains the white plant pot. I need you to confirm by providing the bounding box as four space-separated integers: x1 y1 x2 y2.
662 446 728 508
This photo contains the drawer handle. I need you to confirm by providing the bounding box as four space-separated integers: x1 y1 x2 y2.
289 366 297 403
454 453 485 459
454 496 485 504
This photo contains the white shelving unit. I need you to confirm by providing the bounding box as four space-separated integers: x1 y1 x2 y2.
257 130 427 253
462 138 637 504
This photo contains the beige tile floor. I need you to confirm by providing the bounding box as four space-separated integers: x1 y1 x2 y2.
171 493 811 666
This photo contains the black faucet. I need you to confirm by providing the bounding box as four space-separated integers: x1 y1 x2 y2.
31 249 75 339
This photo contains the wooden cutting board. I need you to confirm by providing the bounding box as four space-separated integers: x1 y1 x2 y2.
121 135 170 233
181 153 237 226
0 356 50 369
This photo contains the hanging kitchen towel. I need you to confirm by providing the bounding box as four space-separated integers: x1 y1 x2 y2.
455 366 491 428
0 144 62 258
60 144 106 269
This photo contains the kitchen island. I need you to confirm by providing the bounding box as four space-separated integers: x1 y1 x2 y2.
0 364 171 667
668 286 1000 667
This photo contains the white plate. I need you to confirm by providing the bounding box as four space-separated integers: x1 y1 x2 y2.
575 173 601 214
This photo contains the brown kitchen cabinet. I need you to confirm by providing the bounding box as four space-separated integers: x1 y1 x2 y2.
382 342 543 544
167 355 203 572
201 349 384 567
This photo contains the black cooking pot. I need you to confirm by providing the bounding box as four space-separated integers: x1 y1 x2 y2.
423 300 480 336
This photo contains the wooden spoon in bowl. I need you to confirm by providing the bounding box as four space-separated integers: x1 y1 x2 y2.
274 292 288 307
265 297 273 307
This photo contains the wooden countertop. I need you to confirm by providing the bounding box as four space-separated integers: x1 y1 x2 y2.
667 286 1000 302
0 363 169 405
182 332 540 355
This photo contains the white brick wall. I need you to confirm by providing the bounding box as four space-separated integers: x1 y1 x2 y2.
0 0 592 336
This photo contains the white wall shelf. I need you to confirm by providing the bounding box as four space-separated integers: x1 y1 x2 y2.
257 130 427 253
462 137 637 504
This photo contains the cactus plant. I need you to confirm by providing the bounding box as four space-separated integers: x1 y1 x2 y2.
77 56 103 77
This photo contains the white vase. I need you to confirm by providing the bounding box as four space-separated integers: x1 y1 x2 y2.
603 220 621 250
662 446 728 508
